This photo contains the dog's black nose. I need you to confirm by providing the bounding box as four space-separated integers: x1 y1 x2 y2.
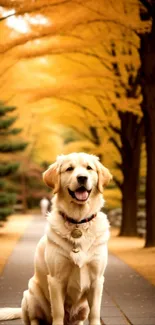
77 176 88 184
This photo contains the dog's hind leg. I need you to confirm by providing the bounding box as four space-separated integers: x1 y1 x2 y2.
22 285 50 325
30 320 40 325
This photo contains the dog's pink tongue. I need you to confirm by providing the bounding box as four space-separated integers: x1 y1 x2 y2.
75 190 89 201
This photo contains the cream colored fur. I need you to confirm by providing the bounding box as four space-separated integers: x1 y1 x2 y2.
0 152 112 325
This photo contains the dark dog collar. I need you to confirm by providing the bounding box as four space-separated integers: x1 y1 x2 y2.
59 211 97 224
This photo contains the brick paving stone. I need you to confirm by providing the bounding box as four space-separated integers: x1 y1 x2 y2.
102 293 116 307
105 254 155 324
0 215 45 325
0 215 155 325
101 306 123 317
130 318 155 325
102 318 127 325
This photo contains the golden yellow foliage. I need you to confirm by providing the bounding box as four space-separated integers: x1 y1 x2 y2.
0 0 148 207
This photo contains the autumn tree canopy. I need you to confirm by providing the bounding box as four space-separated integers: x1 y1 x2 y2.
0 0 155 245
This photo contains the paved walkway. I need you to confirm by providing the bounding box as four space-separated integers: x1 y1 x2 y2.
0 215 155 325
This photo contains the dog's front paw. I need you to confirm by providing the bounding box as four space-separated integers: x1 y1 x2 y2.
89 317 102 325
52 319 64 325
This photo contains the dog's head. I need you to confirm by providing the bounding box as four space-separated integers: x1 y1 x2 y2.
43 153 112 205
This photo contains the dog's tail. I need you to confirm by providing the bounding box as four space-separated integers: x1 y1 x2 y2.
0 307 22 320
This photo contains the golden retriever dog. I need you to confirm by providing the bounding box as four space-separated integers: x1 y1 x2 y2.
0 152 112 325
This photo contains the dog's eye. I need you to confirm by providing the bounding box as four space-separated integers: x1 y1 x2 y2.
87 165 93 170
66 166 74 172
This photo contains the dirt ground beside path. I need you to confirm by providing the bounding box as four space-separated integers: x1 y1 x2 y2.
0 214 33 275
109 228 155 286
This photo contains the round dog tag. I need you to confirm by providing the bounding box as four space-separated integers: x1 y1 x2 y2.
71 228 82 238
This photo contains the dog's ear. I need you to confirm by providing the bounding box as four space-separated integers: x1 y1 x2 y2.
96 161 112 193
43 162 60 194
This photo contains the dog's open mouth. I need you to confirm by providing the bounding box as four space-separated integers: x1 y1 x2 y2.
68 186 91 201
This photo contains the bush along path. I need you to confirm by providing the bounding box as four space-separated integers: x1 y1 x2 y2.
0 101 28 223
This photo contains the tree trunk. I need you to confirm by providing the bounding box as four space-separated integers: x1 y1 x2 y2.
145 110 155 246
140 11 155 246
119 112 143 236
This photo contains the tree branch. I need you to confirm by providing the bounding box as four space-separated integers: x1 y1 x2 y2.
110 137 122 154
109 124 121 135
113 176 122 190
